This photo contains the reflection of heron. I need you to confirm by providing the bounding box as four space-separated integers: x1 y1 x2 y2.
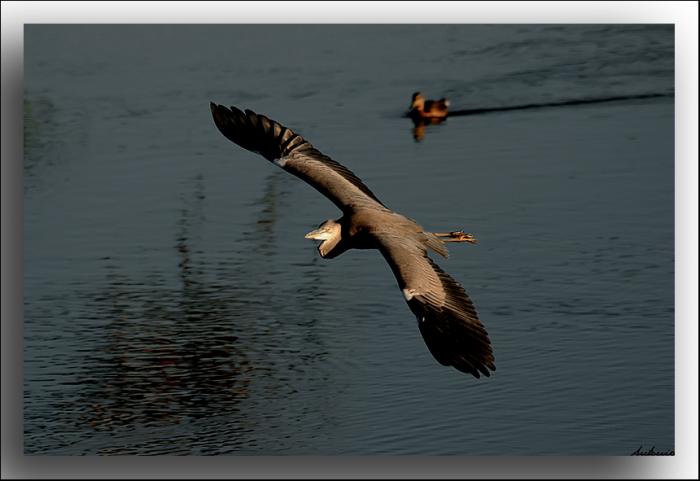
408 92 450 120
211 104 494 378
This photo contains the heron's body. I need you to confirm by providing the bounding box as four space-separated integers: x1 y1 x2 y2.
210 103 495 378
315 209 443 257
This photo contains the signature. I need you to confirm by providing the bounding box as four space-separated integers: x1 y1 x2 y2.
631 445 674 456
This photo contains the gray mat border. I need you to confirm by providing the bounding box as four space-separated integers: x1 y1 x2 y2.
3 2 697 479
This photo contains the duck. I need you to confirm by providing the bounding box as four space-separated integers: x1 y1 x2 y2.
408 92 450 120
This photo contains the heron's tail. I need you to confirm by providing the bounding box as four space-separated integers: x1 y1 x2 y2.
210 103 309 162
425 233 449 258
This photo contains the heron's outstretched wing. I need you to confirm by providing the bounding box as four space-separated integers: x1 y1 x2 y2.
211 103 385 213
376 233 495 378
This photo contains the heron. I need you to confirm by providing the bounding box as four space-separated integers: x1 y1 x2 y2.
210 103 495 378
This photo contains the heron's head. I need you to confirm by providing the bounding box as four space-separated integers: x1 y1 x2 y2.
305 219 342 258
410 92 425 110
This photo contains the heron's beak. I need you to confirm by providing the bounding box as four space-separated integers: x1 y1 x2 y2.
304 228 333 240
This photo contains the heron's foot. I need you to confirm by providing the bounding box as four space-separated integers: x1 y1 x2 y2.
434 230 478 244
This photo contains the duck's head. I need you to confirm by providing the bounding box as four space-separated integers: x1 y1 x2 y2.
410 92 425 110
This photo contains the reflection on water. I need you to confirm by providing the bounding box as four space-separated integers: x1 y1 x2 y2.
24 96 62 192
409 116 447 142
75 176 253 435
25 176 256 453
24 168 336 454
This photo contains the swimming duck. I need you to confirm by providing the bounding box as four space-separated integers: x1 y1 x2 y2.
409 92 450 120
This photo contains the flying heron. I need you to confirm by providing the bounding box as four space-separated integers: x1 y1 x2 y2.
210 103 495 378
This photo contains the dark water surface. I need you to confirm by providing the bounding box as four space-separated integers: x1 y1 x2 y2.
24 25 674 455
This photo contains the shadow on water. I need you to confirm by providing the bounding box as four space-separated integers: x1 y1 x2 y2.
406 92 673 141
447 92 673 117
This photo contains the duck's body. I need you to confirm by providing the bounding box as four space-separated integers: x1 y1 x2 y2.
409 92 450 119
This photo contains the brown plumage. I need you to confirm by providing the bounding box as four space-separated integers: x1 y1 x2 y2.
210 103 495 378
409 92 450 120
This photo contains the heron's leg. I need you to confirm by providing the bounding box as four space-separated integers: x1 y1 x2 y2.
433 230 478 244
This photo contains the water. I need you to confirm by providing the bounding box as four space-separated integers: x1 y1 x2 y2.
24 25 674 455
